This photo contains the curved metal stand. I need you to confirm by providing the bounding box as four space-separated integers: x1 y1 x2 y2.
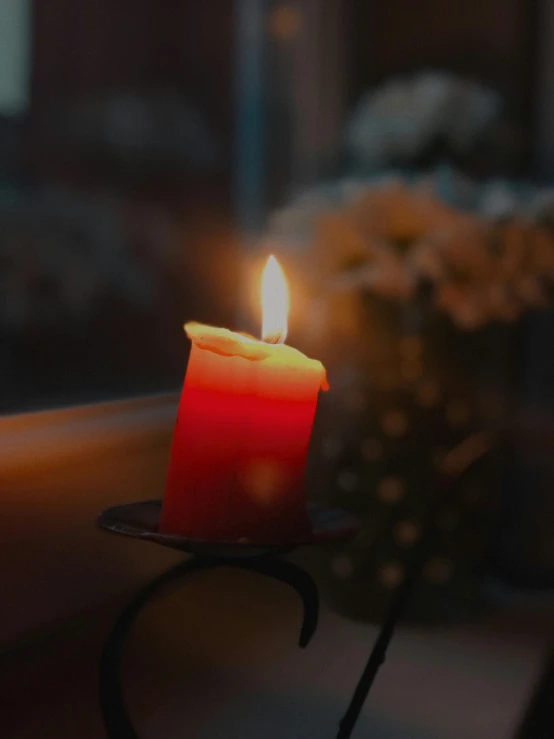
99 555 319 739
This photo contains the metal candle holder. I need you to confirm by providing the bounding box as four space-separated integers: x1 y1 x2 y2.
98 500 360 739
98 433 494 739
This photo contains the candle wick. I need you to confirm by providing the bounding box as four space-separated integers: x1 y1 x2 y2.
264 331 286 345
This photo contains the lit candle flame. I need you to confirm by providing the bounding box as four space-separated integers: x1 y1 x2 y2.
261 255 288 344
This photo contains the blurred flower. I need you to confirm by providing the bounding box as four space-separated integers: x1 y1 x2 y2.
497 222 527 279
480 180 521 220
529 227 554 281
347 72 501 171
515 275 548 307
267 171 554 333
311 208 377 278
486 282 520 323
349 180 457 243
333 253 416 302
408 240 447 281
435 283 487 330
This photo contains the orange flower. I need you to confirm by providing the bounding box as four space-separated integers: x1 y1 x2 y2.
350 181 457 244
311 209 377 278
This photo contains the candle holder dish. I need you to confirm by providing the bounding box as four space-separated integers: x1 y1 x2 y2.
97 499 361 739
99 499 362 557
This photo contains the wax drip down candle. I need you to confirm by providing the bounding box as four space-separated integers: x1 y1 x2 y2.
160 257 328 543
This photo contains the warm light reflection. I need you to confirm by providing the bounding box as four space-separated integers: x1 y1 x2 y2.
261 255 288 344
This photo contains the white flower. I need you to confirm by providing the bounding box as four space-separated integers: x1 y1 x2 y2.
347 72 500 169
446 78 500 151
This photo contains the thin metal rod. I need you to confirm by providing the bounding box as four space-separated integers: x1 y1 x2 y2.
99 555 319 739
337 433 496 739
336 513 435 739
516 644 554 739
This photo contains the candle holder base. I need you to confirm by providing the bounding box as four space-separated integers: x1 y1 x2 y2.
98 499 360 738
98 499 361 557
98 432 497 738
99 554 320 739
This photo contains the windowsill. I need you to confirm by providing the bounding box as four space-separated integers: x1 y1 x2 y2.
1 392 181 650
0 392 179 475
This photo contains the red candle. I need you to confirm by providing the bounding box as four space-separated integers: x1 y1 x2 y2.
160 257 328 543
